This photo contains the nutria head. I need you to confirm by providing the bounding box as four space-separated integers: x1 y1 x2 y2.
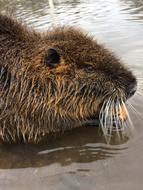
0 14 137 143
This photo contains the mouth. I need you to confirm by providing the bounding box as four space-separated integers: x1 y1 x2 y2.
85 104 128 128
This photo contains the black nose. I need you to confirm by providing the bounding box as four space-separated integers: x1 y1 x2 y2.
126 82 137 99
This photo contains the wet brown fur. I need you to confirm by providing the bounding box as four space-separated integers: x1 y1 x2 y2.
0 14 136 143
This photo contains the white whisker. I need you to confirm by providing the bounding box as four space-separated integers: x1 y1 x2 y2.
121 100 135 134
127 102 142 118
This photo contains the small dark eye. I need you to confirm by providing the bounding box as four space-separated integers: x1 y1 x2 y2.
84 64 94 73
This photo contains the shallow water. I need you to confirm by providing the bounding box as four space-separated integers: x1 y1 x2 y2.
0 0 143 189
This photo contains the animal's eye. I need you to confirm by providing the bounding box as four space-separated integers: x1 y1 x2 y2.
84 64 94 73
44 48 60 68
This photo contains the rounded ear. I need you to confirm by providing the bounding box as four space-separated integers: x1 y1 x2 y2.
44 48 60 68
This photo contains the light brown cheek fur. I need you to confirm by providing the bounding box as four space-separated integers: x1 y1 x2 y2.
54 64 70 74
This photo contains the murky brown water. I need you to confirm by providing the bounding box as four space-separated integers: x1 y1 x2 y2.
0 0 143 189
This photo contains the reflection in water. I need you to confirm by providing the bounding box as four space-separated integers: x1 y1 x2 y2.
0 0 143 189
0 127 127 169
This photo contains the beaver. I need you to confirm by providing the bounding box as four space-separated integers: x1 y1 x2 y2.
0 14 137 143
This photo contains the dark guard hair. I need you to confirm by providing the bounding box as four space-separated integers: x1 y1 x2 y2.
0 14 137 143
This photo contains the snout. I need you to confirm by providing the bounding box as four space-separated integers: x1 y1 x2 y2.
126 80 137 99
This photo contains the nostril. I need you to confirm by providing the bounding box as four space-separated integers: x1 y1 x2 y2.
126 83 137 98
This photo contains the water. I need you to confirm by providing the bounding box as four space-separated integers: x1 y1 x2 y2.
0 0 143 189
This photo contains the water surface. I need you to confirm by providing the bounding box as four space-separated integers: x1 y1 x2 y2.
0 0 143 189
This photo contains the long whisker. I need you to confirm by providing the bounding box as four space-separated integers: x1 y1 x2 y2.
121 100 135 134
127 102 142 118
99 96 114 143
108 99 114 137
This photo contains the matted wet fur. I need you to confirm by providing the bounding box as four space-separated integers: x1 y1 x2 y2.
0 14 137 143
